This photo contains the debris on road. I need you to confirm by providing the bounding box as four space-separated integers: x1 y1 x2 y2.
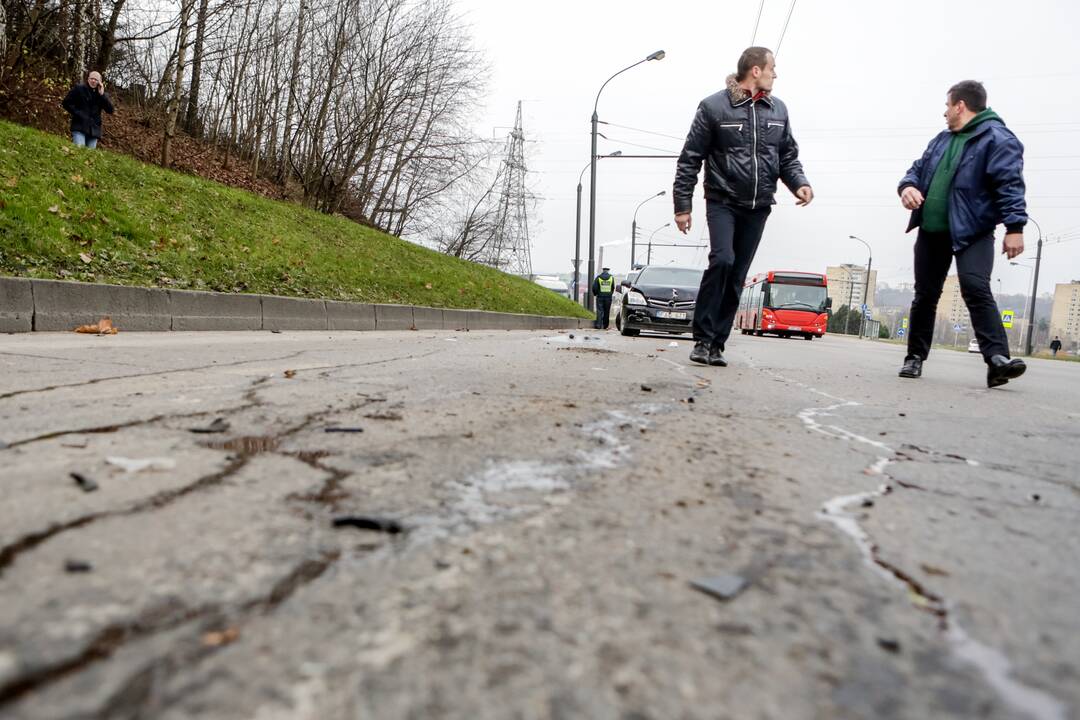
70 472 98 492
189 418 231 434
73 317 118 335
876 637 902 654
364 411 403 421
202 627 240 647
640 384 653 392
1030 494 1041 503
106 456 177 473
668 341 679 347
284 369 297 379
920 564 950 577
332 515 404 534
690 574 748 602
64 559 93 573
324 426 364 433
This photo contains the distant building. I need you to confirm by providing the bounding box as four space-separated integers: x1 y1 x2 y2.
1049 281 1080 346
826 264 877 313
937 275 971 330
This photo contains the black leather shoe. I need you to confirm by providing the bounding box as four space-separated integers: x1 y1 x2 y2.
898 356 922 378
689 342 709 365
987 355 1026 388
707 346 727 367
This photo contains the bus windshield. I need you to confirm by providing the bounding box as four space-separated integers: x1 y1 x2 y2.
765 282 827 312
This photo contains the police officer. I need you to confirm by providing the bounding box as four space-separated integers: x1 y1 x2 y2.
592 267 616 330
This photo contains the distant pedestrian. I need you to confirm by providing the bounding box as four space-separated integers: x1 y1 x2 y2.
61 71 114 149
672 46 812 368
592 267 616 330
897 80 1028 388
1050 336 1062 357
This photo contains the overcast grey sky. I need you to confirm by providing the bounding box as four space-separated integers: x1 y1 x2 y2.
454 0 1080 296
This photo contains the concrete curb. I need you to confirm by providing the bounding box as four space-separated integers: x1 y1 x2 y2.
0 277 587 333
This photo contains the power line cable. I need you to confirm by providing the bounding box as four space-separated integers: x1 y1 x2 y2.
774 0 798 56
751 0 766 44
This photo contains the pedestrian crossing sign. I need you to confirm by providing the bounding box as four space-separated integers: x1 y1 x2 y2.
1001 310 1014 328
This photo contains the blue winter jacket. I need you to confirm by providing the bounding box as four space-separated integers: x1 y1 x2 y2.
898 118 1027 251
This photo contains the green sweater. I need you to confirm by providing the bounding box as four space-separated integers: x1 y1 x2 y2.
921 109 1001 233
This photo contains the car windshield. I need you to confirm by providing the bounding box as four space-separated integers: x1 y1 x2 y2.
636 267 703 287
766 283 827 311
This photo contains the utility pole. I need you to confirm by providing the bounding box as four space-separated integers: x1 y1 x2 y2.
1024 218 1043 356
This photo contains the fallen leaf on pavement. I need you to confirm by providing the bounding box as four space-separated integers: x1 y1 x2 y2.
284 369 297 378
202 627 240 647
74 317 118 335
105 456 177 473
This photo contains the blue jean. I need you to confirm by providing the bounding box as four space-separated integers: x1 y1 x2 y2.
72 132 98 149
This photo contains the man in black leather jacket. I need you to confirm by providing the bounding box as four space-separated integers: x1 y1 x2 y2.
672 47 812 367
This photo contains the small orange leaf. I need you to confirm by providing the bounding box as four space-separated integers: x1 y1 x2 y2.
284 369 296 379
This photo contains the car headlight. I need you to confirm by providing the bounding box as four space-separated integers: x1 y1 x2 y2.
626 291 647 306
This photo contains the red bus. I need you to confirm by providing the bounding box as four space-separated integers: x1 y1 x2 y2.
736 270 831 340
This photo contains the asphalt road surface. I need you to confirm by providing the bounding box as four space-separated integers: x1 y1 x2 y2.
1 329 1077 720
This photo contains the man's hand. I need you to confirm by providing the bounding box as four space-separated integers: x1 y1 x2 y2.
675 212 691 234
795 186 814 206
1002 232 1024 260
96 82 104 95
900 186 924 210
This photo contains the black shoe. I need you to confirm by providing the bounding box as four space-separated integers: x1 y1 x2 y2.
707 346 727 367
898 356 922 378
689 342 709 365
987 355 1026 388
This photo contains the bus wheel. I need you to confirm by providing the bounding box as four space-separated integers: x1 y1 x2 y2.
805 334 814 341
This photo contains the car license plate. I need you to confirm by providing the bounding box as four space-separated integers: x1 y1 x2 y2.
789 326 801 331
656 311 687 320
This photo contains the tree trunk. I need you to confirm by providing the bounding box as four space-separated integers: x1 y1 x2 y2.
95 0 128 73
70 0 86 82
277 0 307 184
182 0 209 133
161 0 194 167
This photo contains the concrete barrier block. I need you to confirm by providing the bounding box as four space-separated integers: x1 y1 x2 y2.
0 277 34 333
412 306 445 330
262 295 328 331
169 289 262 331
31 279 171 331
374 304 415 331
442 309 470 331
326 301 376 331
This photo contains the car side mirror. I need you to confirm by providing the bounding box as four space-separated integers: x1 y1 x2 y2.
825 297 833 309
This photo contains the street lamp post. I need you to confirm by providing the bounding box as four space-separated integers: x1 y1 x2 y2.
631 191 666 268
574 152 621 304
849 235 872 339
1011 260 1035 354
1024 217 1043 356
646 222 671 264
587 50 665 312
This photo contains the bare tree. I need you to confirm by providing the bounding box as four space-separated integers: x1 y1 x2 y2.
160 0 193 166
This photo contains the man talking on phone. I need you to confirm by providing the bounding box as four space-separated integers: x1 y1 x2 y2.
61 71 114 149
672 46 812 367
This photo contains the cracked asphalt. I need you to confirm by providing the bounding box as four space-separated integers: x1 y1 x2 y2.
0 329 1077 720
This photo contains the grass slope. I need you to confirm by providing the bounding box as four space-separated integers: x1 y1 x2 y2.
0 120 589 318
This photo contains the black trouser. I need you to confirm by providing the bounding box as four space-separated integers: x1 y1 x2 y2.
907 230 1009 363
595 295 612 329
693 202 771 349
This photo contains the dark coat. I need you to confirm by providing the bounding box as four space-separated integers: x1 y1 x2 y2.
61 84 115 140
673 74 809 213
898 118 1027 251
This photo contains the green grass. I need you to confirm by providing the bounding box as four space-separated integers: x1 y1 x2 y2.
0 120 590 318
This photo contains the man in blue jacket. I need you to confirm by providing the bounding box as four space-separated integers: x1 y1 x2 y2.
897 80 1027 388
673 47 812 367
61 71 114 149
